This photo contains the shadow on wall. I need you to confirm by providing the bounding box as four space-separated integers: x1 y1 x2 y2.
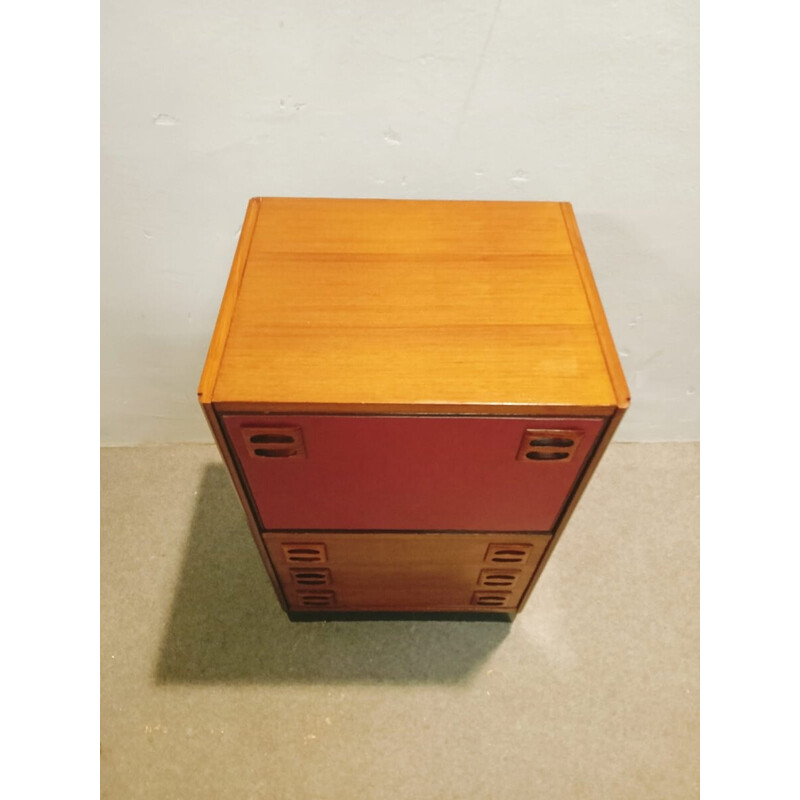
155 464 510 685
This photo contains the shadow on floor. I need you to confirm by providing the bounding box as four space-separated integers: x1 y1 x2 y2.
155 464 510 685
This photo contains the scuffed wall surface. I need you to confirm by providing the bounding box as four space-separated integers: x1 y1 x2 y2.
101 0 698 443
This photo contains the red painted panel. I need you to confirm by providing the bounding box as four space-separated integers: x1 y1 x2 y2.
223 415 604 531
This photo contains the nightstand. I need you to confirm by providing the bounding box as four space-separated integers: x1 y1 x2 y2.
198 197 629 621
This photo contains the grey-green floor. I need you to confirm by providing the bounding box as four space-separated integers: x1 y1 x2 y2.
101 443 699 799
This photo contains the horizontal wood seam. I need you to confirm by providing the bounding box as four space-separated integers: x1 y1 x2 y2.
244 252 575 262
214 403 618 417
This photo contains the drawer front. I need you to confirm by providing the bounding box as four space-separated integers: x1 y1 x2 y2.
264 532 551 612
224 414 604 531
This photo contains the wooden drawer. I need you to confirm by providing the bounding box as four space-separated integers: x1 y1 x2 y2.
226 414 603 532
264 532 551 612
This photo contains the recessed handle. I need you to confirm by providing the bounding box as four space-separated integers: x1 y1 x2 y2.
290 568 332 587
297 591 336 608
516 428 584 462
281 543 327 563
484 543 533 565
471 591 512 607
243 425 306 459
478 569 521 588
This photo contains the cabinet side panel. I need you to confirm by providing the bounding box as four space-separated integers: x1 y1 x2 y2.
516 405 626 611
197 198 261 403
560 203 630 409
200 401 288 611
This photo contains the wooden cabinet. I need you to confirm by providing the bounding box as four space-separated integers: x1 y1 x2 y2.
199 198 629 621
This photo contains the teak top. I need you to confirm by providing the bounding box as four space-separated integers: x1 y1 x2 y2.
199 198 629 412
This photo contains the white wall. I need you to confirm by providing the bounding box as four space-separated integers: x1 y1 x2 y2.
101 0 698 443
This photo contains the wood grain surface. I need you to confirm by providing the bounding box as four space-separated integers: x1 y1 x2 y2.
560 203 630 409
264 532 551 612
204 198 621 409
197 197 261 404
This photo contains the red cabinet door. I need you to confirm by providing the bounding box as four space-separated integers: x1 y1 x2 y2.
223 414 605 531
